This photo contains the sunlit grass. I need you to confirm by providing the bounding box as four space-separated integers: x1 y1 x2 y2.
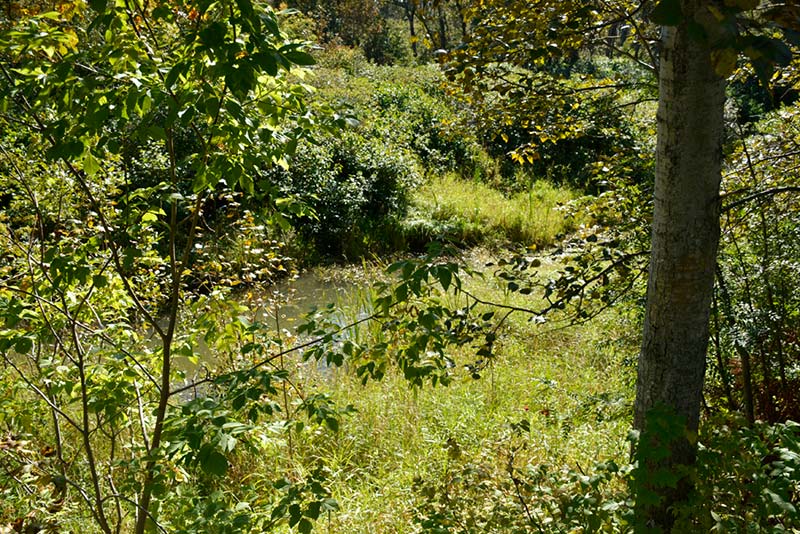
409 173 581 250
263 256 637 533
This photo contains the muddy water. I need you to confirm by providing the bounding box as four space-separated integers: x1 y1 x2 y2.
209 265 375 358
257 268 365 332
169 268 371 396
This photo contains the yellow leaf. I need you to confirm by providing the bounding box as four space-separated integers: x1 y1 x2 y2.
63 29 79 50
711 48 737 78
707 5 725 21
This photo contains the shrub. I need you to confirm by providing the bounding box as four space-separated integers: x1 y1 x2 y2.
479 89 653 192
368 81 482 175
264 131 421 258
682 419 800 532
711 104 800 423
314 44 373 76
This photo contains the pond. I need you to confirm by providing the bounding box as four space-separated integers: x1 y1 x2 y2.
256 266 370 333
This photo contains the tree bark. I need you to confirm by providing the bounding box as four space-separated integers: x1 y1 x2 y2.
436 2 449 50
406 1 418 57
634 0 726 530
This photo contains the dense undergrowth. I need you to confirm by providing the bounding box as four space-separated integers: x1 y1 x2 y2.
1 3 800 532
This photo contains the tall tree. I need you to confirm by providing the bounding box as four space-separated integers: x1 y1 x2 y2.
633 0 726 528
634 0 799 527
390 0 420 55
0 1 326 531
444 0 798 530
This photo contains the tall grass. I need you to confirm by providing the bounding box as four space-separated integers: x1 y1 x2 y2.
409 174 580 249
262 258 636 533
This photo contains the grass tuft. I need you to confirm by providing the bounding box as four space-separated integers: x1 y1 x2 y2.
408 174 580 250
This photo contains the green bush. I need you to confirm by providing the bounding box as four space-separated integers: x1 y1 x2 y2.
412 417 800 533
683 419 800 532
314 44 373 76
264 131 421 257
481 90 653 192
312 58 490 178
275 58 497 257
712 104 800 423
369 82 483 176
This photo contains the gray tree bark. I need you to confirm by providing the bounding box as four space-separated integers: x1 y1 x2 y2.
634 0 726 530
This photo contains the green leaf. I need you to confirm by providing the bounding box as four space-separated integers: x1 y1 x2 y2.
273 477 291 491
283 50 316 66
651 0 683 26
165 63 185 89
200 448 228 477
141 210 160 222
304 501 321 520
238 171 254 194
151 5 171 19
298 518 313 534
199 22 227 49
394 283 408 302
218 433 237 453
436 267 452 292
751 58 775 88
252 52 278 76
724 0 759 10
763 488 797 514
83 152 100 176
765 38 793 66
46 140 84 161
14 336 33 355
289 503 302 526
387 260 407 274
89 0 107 12
320 498 339 512
203 96 220 116
225 64 256 98
325 417 339 432
262 12 281 37
711 48 738 78
140 125 165 142
235 0 255 18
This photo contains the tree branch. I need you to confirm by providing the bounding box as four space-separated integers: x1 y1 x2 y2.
722 186 800 212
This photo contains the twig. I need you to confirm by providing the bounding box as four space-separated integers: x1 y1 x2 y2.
1 353 83 431
722 186 800 212
507 448 544 533
169 309 385 397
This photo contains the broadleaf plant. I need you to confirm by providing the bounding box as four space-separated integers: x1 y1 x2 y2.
0 1 342 532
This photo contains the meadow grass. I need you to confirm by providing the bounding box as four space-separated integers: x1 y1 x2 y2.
266 252 637 533
409 174 580 250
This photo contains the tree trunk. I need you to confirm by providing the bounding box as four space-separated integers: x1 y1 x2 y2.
407 2 418 57
436 3 449 50
634 0 726 530
453 0 468 39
